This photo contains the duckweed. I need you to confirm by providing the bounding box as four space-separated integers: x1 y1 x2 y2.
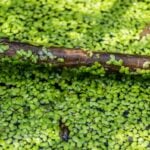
0 0 150 150
0 62 149 149
0 43 9 53
16 49 38 63
106 55 123 66
0 0 150 55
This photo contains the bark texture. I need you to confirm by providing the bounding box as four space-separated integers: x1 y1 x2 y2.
0 39 150 72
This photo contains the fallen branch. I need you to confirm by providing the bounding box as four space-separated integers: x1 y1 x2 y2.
0 39 150 72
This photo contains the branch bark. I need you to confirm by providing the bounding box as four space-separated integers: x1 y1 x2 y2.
0 39 150 72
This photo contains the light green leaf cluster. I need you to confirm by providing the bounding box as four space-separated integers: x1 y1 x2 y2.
106 55 123 66
0 44 9 53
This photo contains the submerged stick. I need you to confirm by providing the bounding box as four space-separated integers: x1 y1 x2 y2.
0 39 150 72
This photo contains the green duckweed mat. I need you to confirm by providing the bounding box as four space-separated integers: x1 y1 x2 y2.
0 0 150 149
0 0 150 54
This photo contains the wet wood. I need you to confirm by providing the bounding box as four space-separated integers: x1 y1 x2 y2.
0 38 150 72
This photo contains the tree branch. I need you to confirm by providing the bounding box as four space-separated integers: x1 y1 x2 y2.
0 39 150 72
